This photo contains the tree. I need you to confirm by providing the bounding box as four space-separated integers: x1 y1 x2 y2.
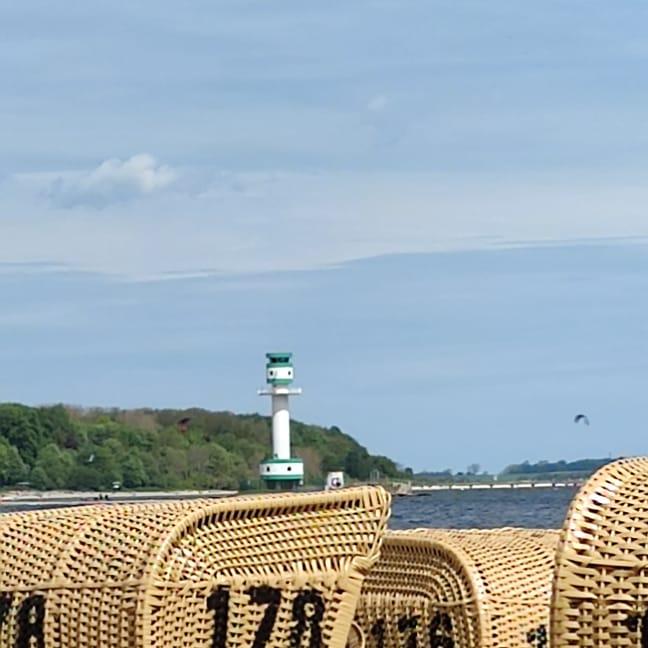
93 441 124 487
140 452 163 487
67 465 102 490
0 404 45 464
206 443 238 489
39 405 81 449
0 438 27 485
121 455 148 488
6 446 27 483
344 449 371 480
370 455 400 478
33 443 74 488
158 448 188 488
30 466 51 490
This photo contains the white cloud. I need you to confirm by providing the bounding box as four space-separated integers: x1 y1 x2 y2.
46 154 176 208
367 94 388 112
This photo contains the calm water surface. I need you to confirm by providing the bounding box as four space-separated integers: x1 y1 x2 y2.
0 487 578 530
390 487 577 530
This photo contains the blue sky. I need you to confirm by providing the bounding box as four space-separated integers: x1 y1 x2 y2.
2 1 648 471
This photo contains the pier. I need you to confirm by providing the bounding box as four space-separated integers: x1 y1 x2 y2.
410 480 581 493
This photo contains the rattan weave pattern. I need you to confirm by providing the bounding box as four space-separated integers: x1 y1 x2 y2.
552 457 648 647
354 527 559 648
0 486 390 648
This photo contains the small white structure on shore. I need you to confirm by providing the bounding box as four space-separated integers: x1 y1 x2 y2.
258 352 304 489
325 471 345 490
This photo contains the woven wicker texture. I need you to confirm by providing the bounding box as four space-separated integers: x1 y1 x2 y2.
0 486 390 648
355 527 559 648
552 456 648 647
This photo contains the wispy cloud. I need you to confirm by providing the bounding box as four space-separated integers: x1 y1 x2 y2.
0 262 69 276
46 154 176 209
4 167 648 280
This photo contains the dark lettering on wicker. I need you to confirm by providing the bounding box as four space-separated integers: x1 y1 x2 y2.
370 619 385 647
0 593 12 628
247 585 282 648
364 614 456 648
398 615 419 648
208 586 326 647
623 611 648 647
526 624 548 648
429 612 454 648
16 595 45 648
207 585 230 648
290 589 325 648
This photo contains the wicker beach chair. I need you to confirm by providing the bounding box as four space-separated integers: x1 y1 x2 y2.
0 486 390 648
354 527 559 648
552 456 648 647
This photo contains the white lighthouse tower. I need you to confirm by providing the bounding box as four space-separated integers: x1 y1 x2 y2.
258 352 304 489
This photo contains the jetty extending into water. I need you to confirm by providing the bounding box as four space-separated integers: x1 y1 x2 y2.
383 480 583 495
412 480 581 491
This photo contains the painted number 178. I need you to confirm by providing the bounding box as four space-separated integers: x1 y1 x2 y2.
208 585 325 648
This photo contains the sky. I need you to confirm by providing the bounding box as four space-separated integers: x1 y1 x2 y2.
2 1 648 472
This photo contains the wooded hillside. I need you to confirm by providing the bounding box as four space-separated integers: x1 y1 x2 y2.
0 403 405 490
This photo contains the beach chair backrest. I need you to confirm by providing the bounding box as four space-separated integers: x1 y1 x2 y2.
355 527 559 648
0 486 390 648
552 457 648 647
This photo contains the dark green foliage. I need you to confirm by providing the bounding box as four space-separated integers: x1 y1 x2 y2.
31 443 74 488
501 457 616 479
121 455 148 488
0 404 45 464
0 438 27 485
0 403 405 490
38 404 82 449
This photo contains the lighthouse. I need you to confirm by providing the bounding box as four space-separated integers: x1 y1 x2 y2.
258 352 304 489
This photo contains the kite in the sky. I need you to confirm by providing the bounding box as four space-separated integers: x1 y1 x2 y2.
574 414 590 426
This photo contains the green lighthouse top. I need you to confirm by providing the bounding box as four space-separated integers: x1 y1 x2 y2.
266 352 292 366
266 352 294 385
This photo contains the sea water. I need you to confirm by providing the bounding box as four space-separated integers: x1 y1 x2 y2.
390 487 576 530
0 487 577 530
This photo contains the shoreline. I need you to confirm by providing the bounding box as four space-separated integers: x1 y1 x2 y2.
0 489 238 507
